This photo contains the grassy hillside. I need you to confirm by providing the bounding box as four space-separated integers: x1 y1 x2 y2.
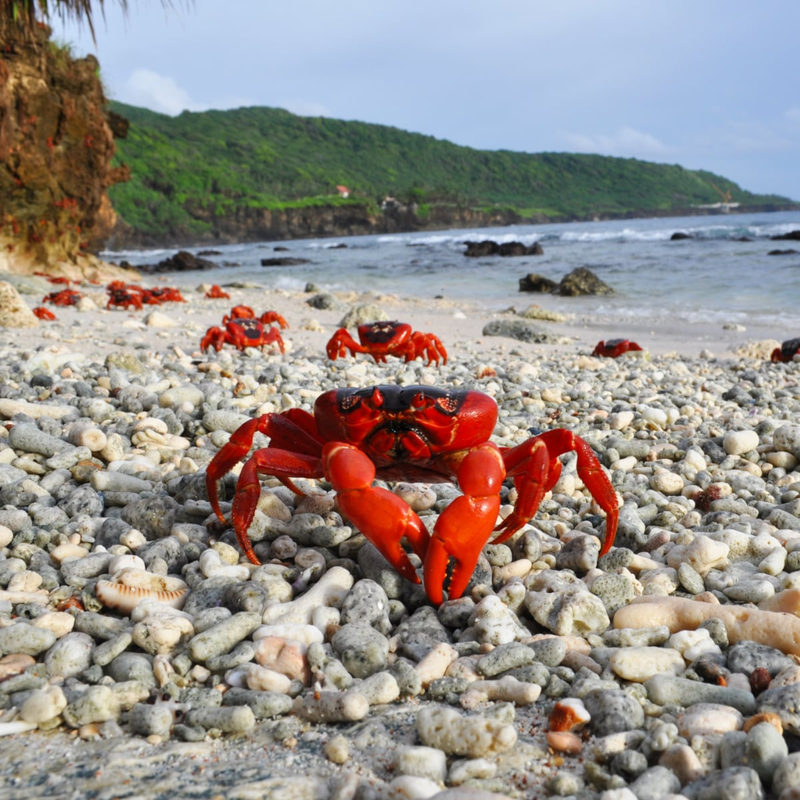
108 101 794 242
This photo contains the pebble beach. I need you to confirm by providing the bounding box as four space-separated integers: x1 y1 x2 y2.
1 273 800 800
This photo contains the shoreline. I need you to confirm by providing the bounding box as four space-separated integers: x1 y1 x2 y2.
0 275 786 362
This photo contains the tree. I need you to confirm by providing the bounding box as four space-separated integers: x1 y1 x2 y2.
0 1 131 43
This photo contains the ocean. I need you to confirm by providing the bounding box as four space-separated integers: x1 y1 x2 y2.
102 210 800 330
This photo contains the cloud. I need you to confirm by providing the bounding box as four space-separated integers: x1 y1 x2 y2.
280 100 333 118
564 126 672 158
124 69 204 116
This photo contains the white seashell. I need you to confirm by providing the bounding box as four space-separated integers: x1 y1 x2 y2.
96 568 189 615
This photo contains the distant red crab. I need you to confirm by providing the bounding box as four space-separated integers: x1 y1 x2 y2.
205 384 618 604
106 287 144 311
205 285 231 300
201 316 286 353
326 321 448 366
145 286 186 304
222 306 289 329
32 306 57 320
771 338 800 363
34 273 72 285
592 339 643 358
43 289 82 306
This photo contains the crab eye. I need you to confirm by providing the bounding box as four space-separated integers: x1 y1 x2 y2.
411 391 428 409
371 387 385 407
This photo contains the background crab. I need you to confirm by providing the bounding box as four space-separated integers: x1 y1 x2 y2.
326 320 447 366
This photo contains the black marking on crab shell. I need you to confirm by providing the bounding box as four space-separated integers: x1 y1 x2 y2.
236 318 262 339
360 321 403 343
604 338 627 348
780 337 800 358
337 385 466 416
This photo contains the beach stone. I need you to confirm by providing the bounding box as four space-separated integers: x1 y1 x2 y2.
0 623 56 657
331 622 389 679
223 687 293 719
339 579 392 635
128 702 175 738
584 689 644 736
773 424 800 458
609 646 685 682
188 612 261 663
682 766 764 800
727 641 793 678
723 430 760 455
19 685 68 724
44 632 94 677
774 754 800 798
745 721 788 783
62 685 121 727
416 706 516 758
0 281 38 328
524 571 610 636
628 766 681 799
677 703 744 738
646 675 756 715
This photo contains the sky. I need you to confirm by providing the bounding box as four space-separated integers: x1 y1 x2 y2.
56 0 800 200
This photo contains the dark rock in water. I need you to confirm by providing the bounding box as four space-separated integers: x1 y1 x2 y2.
274 246 290 251
670 232 692 240
735 237 752 242
464 240 543 257
328 243 348 249
138 250 219 274
557 267 615 296
260 257 311 267
771 230 800 241
482 319 570 344
197 249 222 256
519 273 558 293
768 249 798 256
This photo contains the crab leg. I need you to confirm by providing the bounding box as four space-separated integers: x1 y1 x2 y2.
423 443 505 604
497 430 618 555
322 443 429 584
326 329 369 360
231 449 324 563
205 411 321 522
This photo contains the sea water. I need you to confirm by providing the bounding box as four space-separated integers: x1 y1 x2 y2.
102 210 800 329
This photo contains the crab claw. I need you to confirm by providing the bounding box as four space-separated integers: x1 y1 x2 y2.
326 328 366 360
423 443 504 604
322 442 429 584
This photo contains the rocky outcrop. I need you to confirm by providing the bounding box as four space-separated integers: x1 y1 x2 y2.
518 267 615 296
0 24 131 279
0 281 38 328
134 250 220 274
260 257 311 267
464 240 544 258
770 230 800 241
519 273 558 293
557 267 615 296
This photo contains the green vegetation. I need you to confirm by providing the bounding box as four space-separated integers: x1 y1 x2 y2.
108 101 794 242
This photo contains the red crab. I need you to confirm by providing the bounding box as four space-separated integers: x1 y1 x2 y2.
771 338 800 363
222 306 289 329
34 273 72 285
143 287 185 304
107 287 144 310
32 306 57 320
326 321 448 366
592 339 643 358
205 385 619 604
205 285 231 300
201 317 286 353
43 289 83 306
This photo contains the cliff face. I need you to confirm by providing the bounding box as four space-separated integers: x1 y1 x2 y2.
0 25 131 279
106 201 552 249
